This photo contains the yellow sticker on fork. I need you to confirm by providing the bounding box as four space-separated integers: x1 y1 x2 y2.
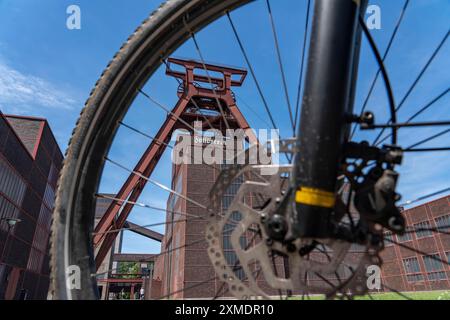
295 187 336 208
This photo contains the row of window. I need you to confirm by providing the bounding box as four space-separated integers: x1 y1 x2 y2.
0 157 27 206
223 251 245 280
220 164 244 205
403 253 450 282
385 214 450 244
37 204 52 230
27 247 45 273
48 163 59 187
32 225 49 253
0 196 21 232
42 183 55 211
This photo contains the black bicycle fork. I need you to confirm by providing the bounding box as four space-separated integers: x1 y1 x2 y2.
293 0 367 238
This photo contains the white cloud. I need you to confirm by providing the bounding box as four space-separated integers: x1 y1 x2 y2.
0 60 77 112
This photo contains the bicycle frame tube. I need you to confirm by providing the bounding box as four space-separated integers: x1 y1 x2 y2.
293 0 365 238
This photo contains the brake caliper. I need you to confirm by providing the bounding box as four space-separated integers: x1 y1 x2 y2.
344 142 405 234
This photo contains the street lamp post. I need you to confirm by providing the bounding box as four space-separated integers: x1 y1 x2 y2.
0 218 22 264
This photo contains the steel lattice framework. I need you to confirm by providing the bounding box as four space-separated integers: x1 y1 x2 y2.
93 57 256 269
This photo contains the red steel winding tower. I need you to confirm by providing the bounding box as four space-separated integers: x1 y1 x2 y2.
93 57 255 269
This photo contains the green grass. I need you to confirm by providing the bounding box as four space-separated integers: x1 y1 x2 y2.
355 291 450 300
290 290 450 300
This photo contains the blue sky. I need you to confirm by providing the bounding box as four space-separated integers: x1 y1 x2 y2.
0 0 449 254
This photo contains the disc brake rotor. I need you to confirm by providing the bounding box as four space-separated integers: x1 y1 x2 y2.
206 146 382 299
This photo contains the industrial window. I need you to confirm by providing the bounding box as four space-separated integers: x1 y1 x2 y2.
33 225 49 253
435 215 450 232
0 196 20 232
223 212 246 249
0 158 26 206
384 232 393 246
223 211 246 280
423 254 444 271
397 231 413 242
42 183 55 210
414 221 432 238
37 203 52 230
168 194 178 214
219 166 246 280
27 248 44 273
406 274 424 282
174 173 183 194
167 173 183 218
172 233 180 285
48 163 59 186
427 271 447 281
27 216 50 274
403 257 424 282
220 164 244 211
221 195 235 211
447 252 450 264
423 254 447 281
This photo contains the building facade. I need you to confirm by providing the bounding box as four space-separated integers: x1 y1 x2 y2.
153 135 228 299
0 113 63 300
380 195 450 292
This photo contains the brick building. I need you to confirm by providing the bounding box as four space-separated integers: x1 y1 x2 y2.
153 135 217 299
0 113 63 300
380 195 450 292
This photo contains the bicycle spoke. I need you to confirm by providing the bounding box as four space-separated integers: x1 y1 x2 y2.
405 128 450 150
294 0 311 133
372 28 449 145
350 0 410 139
402 225 450 236
189 32 231 130
96 180 244 229
119 120 228 174
138 89 198 133
93 239 206 278
269 251 283 299
384 238 450 266
399 187 450 206
95 194 204 222
119 121 174 149
266 0 295 133
234 93 272 129
92 218 188 236
313 272 341 300
404 147 450 152
105 157 209 210
359 15 398 145
376 87 450 145
226 11 278 131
